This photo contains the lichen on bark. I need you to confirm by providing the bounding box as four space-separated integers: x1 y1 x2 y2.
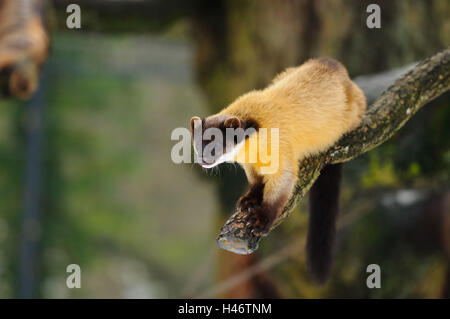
217 48 450 255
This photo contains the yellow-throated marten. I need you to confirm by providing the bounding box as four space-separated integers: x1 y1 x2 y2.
190 58 366 284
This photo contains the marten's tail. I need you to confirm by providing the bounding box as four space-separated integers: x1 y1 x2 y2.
306 163 342 284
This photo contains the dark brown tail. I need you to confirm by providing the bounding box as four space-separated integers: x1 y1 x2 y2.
306 163 343 284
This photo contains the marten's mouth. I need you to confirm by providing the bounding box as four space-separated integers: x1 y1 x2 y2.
201 160 217 168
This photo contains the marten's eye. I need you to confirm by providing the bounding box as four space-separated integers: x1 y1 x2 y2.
234 136 238 144
211 148 215 156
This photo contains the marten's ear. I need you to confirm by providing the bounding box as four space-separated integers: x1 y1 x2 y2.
190 116 202 134
224 116 242 129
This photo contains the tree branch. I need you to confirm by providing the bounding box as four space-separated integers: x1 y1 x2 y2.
217 48 450 255
353 63 416 105
202 202 370 298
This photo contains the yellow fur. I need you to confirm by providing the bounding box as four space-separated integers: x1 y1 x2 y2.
219 58 366 204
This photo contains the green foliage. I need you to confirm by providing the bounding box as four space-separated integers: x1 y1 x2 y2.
0 32 217 298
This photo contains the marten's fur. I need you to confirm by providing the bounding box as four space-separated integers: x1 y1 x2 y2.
307 163 343 284
191 58 366 283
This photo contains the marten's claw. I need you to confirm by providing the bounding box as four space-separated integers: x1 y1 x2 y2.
238 191 274 236
246 207 272 236
237 194 258 212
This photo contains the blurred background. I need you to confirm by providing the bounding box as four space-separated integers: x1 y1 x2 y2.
0 0 449 298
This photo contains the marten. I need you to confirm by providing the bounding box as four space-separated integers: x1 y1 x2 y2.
190 58 366 284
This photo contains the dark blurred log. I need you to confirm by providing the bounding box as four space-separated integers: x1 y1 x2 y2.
354 63 416 105
52 0 195 32
217 48 450 255
0 0 50 100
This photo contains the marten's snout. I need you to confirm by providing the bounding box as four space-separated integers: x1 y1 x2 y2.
190 114 245 168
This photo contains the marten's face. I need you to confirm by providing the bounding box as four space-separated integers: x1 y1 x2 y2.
190 115 254 168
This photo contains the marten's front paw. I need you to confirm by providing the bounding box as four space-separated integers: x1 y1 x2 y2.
245 206 274 237
237 194 259 212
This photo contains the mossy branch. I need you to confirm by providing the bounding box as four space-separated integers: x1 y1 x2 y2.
217 48 450 255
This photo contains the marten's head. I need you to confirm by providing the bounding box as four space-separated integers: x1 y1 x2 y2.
190 114 257 168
